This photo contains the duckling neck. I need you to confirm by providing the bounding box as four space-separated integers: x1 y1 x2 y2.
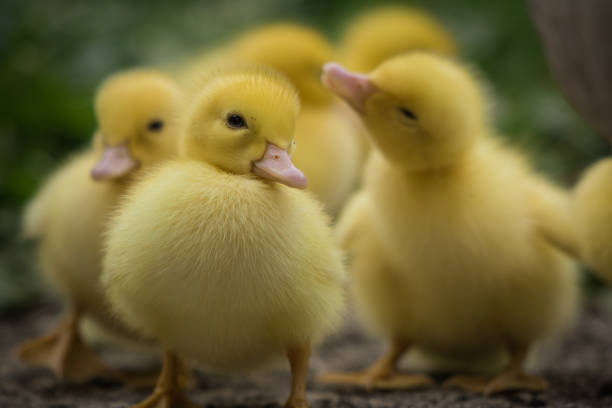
401 161 464 178
397 147 475 179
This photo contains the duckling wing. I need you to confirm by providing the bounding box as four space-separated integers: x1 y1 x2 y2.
527 177 581 259
22 150 95 240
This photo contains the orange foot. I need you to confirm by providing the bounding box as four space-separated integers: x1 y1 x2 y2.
443 372 548 395
484 372 548 396
318 370 434 390
443 374 493 393
16 317 117 382
132 388 198 408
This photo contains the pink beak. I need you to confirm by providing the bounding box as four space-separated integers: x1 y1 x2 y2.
321 62 378 112
91 142 139 181
252 143 307 189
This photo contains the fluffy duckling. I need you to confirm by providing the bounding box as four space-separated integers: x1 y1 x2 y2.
339 6 457 73
574 158 612 284
231 23 335 106
18 69 182 381
319 54 578 395
101 68 345 408
179 23 365 215
337 6 457 170
232 23 365 215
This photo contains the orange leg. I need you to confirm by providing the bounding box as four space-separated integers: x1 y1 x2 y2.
318 339 434 390
131 351 196 408
285 345 311 408
484 343 548 395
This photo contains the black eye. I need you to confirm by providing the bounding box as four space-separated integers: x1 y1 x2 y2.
148 120 164 132
399 107 417 120
226 113 247 129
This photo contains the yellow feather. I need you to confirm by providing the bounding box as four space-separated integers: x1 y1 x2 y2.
339 6 457 73
23 69 183 337
336 53 578 369
102 69 346 371
574 157 612 284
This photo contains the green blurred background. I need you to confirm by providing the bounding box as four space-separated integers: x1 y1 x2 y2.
1 0 610 314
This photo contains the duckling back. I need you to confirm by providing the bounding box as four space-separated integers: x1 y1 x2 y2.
291 105 363 215
340 6 457 72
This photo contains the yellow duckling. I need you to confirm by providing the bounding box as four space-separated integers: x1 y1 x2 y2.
339 5 458 73
179 23 364 215
101 67 345 408
319 54 578 395
18 69 183 382
574 157 612 284
337 6 458 174
231 23 335 106
233 23 365 215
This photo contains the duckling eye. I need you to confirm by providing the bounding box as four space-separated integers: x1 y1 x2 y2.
399 107 417 120
226 113 247 129
148 120 164 132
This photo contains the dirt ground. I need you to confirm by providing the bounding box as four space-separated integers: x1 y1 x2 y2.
2 301 612 408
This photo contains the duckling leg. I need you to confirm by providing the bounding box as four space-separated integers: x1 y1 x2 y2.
443 343 547 395
483 343 547 396
318 339 434 390
284 345 311 408
16 307 116 382
132 351 196 408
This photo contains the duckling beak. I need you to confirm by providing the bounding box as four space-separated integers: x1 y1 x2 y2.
321 62 377 113
252 143 307 189
91 142 139 181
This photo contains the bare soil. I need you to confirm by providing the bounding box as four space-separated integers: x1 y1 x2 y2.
2 301 612 408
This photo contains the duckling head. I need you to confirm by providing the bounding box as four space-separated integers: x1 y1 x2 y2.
183 66 307 189
233 23 335 106
340 6 457 73
322 52 485 171
91 70 182 181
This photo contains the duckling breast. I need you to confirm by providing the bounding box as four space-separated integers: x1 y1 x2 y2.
103 160 345 370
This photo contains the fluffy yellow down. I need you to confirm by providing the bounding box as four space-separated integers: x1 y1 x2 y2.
102 68 346 371
178 23 365 215
339 6 457 73
574 158 612 284
23 69 182 333
336 53 578 365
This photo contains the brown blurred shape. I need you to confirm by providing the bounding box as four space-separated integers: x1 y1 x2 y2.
529 0 612 143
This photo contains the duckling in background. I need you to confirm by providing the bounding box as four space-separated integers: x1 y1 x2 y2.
179 23 365 215
339 6 457 73
179 23 333 105
18 70 183 382
319 54 578 395
233 24 365 215
574 158 612 284
336 6 458 167
102 67 345 408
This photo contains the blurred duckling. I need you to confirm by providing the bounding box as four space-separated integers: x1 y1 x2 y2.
180 23 364 215
233 23 364 215
319 54 578 395
339 5 457 73
574 157 612 284
101 67 345 408
17 69 183 382
337 6 458 168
